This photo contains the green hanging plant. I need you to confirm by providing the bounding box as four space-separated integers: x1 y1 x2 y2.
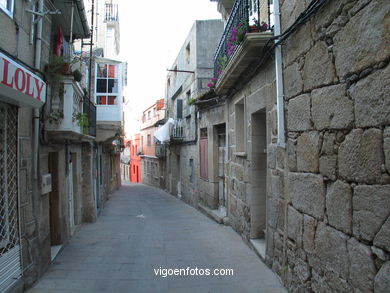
73 112 89 134
73 69 83 82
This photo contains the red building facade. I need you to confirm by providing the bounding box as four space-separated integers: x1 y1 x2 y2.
130 133 141 183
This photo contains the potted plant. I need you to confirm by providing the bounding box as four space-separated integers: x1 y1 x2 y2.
188 97 197 105
207 77 218 89
73 69 83 82
44 55 77 84
253 18 269 32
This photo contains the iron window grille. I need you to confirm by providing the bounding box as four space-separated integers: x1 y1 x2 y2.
0 101 21 292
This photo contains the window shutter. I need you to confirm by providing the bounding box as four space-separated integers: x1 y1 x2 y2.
176 99 183 119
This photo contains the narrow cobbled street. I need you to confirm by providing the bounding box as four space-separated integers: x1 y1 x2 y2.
28 183 286 293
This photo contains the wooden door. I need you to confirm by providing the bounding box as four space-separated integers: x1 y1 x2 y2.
48 152 61 245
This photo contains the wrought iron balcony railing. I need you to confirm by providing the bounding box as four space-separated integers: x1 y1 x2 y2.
104 3 119 22
172 119 184 139
214 0 272 80
83 98 96 137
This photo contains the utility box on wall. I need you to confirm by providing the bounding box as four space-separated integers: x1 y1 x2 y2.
41 174 52 194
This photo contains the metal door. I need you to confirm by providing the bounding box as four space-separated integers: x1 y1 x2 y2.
0 102 22 292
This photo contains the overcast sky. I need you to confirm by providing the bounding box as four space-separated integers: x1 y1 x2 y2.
116 0 221 136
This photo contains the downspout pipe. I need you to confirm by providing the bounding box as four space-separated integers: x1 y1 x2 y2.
274 0 285 148
33 0 44 180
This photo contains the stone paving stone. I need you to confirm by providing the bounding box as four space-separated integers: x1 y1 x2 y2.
27 183 287 293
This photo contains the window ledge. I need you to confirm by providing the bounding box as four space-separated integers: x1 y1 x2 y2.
233 152 247 157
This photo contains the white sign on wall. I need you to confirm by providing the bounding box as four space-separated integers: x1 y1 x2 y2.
0 52 46 107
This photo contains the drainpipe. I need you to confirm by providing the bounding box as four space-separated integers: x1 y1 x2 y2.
69 1 74 53
33 0 44 180
274 0 289 279
224 97 229 212
88 0 95 100
274 0 285 148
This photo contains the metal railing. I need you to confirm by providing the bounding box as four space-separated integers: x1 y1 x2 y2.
104 3 119 22
213 0 271 79
83 98 96 137
172 119 184 139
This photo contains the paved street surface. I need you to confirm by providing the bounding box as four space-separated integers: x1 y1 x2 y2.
28 183 287 293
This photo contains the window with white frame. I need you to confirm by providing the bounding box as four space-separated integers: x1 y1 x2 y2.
96 63 119 105
0 0 14 17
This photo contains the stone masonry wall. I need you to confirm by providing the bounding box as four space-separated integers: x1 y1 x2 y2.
226 59 277 238
274 0 390 292
198 104 226 210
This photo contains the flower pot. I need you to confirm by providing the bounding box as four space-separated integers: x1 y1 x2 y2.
249 25 259 33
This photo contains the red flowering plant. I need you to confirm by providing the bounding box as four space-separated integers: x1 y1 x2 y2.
253 18 269 32
227 19 248 56
207 77 218 89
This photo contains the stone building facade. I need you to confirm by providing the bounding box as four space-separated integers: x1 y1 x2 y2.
0 0 126 292
210 0 390 292
277 0 390 291
164 19 224 208
0 0 91 292
139 99 166 188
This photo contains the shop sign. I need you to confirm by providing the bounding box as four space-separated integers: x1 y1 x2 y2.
0 52 46 107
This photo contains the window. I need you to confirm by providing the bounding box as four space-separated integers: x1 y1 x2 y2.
185 43 190 64
235 100 245 152
148 111 151 120
147 134 151 146
96 63 119 105
199 128 208 179
153 108 156 117
143 113 146 122
0 0 14 17
176 99 183 119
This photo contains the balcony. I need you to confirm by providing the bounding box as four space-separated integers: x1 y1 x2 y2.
45 77 95 141
214 0 273 95
104 3 119 22
171 119 184 141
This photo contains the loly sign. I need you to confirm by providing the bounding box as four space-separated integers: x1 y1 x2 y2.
0 52 46 106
